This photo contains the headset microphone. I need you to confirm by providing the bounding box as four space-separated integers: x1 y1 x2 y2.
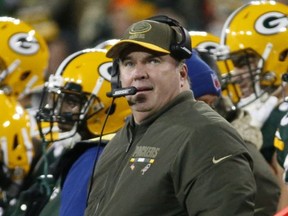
106 86 137 98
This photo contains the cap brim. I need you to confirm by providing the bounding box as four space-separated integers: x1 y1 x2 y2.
106 40 170 58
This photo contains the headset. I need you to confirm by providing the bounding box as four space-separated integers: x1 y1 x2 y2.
107 15 192 96
148 15 192 60
110 59 121 92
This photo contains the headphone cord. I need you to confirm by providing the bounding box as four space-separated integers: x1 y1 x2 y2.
39 140 52 197
85 97 116 206
35 120 53 198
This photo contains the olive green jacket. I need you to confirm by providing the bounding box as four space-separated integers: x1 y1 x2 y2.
85 91 256 216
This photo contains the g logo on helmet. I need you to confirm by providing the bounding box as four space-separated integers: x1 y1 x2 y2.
9 33 40 55
98 62 113 82
255 12 288 35
196 41 219 54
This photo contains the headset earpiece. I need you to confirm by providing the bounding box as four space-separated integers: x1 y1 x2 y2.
110 59 121 91
108 59 137 97
147 15 192 59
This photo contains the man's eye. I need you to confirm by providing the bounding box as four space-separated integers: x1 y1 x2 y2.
231 55 247 68
148 58 159 64
122 61 133 67
64 95 81 106
67 100 77 106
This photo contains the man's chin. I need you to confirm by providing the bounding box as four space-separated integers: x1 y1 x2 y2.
58 124 74 132
129 93 148 103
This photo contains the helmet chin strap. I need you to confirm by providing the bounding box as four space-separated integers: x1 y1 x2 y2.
57 124 78 140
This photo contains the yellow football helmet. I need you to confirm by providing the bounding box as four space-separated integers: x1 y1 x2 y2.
189 31 221 54
36 48 131 142
188 31 237 102
218 1 288 106
188 31 240 119
0 92 34 186
189 30 236 74
94 39 120 50
189 30 232 77
0 17 49 99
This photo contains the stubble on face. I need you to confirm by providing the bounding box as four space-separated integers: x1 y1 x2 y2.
119 47 186 123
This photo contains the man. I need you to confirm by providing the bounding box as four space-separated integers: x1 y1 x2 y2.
85 15 256 215
218 1 288 211
0 16 49 214
218 1 288 163
185 49 222 108
187 50 280 215
4 47 131 216
0 92 35 212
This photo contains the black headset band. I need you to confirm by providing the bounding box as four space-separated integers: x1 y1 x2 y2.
147 15 192 60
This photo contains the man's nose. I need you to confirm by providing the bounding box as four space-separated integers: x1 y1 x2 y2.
133 64 148 80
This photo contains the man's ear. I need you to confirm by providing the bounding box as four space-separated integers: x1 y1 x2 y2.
179 63 188 88
180 63 188 80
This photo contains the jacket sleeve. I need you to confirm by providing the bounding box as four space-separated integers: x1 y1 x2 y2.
184 153 256 216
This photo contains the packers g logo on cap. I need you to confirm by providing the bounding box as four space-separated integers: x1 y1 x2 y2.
128 21 152 40
9 32 40 55
255 12 288 35
129 21 152 34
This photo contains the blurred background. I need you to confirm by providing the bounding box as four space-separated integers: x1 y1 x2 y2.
1 0 287 76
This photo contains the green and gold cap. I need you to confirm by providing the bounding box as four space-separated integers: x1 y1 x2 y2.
106 20 173 58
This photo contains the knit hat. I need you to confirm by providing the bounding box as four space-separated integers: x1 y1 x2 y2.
187 50 221 98
106 19 174 58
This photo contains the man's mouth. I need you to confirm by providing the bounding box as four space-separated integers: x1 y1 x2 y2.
135 86 153 93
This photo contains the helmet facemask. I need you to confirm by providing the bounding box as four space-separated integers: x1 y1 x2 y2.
220 48 277 108
36 77 103 143
36 47 132 144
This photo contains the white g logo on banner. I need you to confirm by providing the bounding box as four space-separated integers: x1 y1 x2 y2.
255 12 288 35
9 33 40 55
